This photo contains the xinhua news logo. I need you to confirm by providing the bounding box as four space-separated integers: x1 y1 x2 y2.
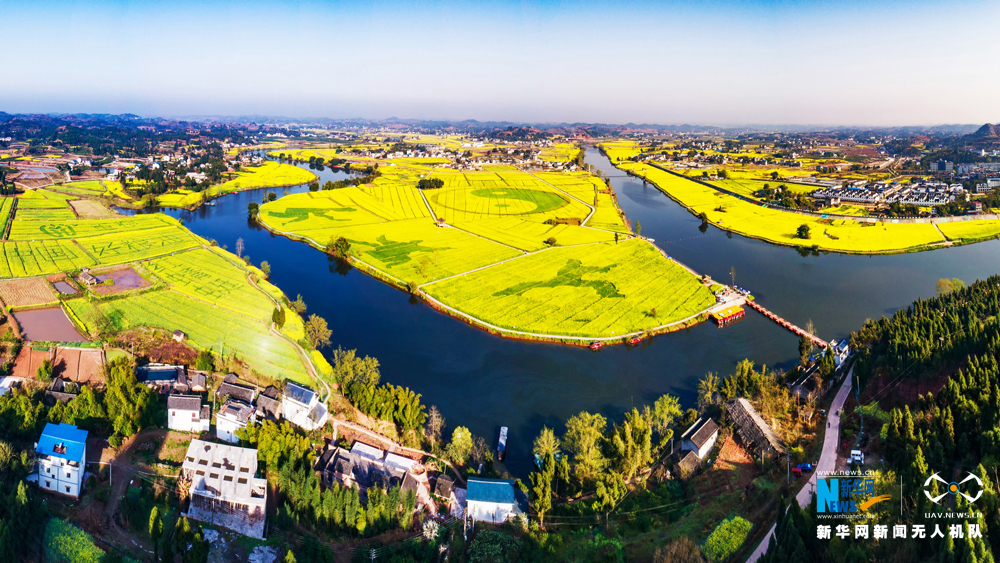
817 477 891 513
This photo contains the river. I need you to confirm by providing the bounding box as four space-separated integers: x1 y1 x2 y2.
120 150 1000 476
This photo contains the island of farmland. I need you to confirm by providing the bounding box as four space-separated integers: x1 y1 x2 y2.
258 164 718 343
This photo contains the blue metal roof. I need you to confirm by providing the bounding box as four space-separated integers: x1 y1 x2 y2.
467 477 517 505
36 423 87 463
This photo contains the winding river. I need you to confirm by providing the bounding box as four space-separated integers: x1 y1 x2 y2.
121 148 1000 476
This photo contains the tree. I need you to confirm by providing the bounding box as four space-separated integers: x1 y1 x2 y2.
259 261 271 278
247 202 259 218
634 220 642 236
195 349 215 372
284 549 297 563
796 224 811 239
532 426 560 460
235 237 245 258
655 538 706 563
331 348 380 388
424 405 445 450
149 506 163 559
529 453 555 526
563 411 607 483
698 372 720 410
446 426 473 465
271 307 286 328
610 408 653 479
327 236 352 259
543 236 557 246
651 394 682 435
308 181 319 192
305 314 332 349
799 335 812 366
290 294 307 314
936 277 965 295
36 359 53 382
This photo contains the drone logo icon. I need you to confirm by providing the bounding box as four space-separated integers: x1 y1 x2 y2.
924 472 983 504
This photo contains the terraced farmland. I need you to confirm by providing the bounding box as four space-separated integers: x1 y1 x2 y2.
65 289 309 382
259 161 714 341
1 196 318 382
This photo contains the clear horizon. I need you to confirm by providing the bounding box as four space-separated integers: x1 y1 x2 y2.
4 0 1000 126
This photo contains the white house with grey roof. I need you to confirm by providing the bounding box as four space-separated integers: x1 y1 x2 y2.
680 417 719 460
216 399 254 444
181 439 267 538
167 395 210 433
281 381 329 431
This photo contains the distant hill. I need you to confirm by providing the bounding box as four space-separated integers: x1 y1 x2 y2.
969 123 1000 138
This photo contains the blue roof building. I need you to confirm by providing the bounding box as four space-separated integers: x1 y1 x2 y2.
465 477 526 524
35 423 88 497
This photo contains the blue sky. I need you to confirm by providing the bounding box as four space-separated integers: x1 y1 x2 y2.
3 0 999 125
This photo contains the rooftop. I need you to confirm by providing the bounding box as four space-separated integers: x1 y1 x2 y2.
182 439 266 506
37 422 88 463
467 477 517 505
283 381 316 406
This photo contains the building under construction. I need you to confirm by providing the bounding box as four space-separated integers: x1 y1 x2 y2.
181 439 267 538
726 398 786 459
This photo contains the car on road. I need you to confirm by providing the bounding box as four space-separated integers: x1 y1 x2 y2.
796 463 814 473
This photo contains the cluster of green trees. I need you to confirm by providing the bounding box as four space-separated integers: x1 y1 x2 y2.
237 421 416 538
416 178 444 190
332 348 427 434
768 276 1000 562
0 357 158 447
315 169 381 191
527 393 686 523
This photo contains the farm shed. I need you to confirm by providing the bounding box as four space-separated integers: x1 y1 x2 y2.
725 398 786 459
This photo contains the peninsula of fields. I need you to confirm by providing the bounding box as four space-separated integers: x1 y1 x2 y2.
257 151 717 341
0 188 323 383
602 141 1000 254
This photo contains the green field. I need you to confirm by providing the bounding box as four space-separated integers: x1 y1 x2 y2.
424 239 714 337
1 196 316 382
66 290 308 382
146 248 278 320
156 161 316 208
43 518 105 563
259 161 713 340
8 213 176 240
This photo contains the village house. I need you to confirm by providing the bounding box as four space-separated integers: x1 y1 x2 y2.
33 423 87 498
255 385 281 422
167 394 211 433
680 417 720 460
465 477 526 524
136 363 186 389
181 439 267 538
281 381 329 431
216 399 254 444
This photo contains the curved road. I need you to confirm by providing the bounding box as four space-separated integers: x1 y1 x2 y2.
746 365 854 563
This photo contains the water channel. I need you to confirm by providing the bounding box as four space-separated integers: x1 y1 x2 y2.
121 148 1000 476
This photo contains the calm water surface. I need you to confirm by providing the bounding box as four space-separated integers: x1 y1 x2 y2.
121 152 1000 476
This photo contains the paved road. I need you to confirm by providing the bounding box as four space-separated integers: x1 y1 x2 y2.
745 365 855 563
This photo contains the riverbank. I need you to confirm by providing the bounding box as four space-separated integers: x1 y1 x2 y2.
601 145 1000 254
